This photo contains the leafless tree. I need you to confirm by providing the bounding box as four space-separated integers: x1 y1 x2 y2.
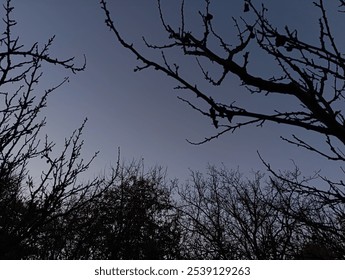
0 0 119 259
45 160 182 260
100 0 345 253
100 0 345 149
267 166 345 259
176 165 345 259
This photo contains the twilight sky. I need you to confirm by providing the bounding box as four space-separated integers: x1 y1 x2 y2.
8 0 343 183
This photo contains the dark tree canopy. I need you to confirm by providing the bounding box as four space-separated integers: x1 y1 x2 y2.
100 0 345 258
2 0 345 260
31 162 182 260
0 0 112 259
81 163 182 260
176 165 345 259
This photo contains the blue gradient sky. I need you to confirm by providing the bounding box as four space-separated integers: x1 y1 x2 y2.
9 0 343 182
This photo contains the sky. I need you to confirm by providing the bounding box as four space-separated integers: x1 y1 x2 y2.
7 0 344 183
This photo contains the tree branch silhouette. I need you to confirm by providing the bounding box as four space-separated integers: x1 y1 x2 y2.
101 0 345 258
100 0 345 155
0 0 114 259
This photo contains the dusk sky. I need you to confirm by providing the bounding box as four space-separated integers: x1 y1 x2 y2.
9 0 343 183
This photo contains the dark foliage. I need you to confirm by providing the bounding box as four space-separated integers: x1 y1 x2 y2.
44 162 182 260
0 0 111 259
2 0 345 260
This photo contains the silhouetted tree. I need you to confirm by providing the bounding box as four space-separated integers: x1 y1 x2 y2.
267 167 345 259
0 175 33 258
100 0 345 149
176 165 345 259
100 0 345 255
50 161 182 260
177 166 296 259
0 0 118 259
